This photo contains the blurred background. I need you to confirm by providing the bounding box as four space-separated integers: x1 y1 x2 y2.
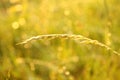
0 0 120 80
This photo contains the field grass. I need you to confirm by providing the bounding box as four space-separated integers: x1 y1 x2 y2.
0 0 120 80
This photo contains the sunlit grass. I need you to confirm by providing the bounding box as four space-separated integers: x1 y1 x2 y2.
0 0 120 80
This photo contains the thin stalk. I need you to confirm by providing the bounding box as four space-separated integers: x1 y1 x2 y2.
16 34 120 56
103 0 112 46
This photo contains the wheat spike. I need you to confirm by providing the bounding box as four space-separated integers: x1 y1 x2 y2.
16 34 120 56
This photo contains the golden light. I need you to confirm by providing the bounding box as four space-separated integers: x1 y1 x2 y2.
19 18 26 25
15 4 23 12
7 4 23 13
64 10 70 16
15 57 24 64
12 21 19 29
9 0 20 4
65 71 70 76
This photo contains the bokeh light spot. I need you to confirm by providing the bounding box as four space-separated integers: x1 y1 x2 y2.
64 10 70 16
65 71 70 76
12 21 19 29
19 18 26 25
15 57 24 64
15 4 23 12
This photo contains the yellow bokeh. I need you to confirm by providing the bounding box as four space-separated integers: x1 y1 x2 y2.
12 21 19 29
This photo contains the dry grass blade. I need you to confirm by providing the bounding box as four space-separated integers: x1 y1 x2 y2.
16 34 120 56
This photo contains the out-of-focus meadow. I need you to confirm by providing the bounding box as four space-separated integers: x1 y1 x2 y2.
0 0 120 80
